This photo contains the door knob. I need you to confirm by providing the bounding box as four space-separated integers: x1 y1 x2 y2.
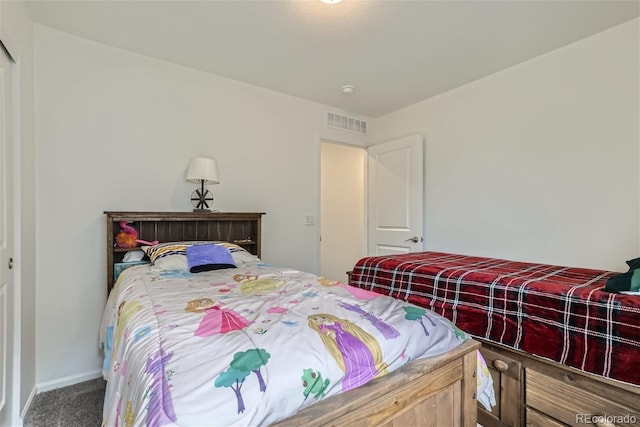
8 257 13 269
405 236 420 243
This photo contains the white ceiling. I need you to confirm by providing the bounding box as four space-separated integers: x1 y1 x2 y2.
26 0 639 118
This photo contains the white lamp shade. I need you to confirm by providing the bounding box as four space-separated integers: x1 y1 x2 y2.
186 157 220 184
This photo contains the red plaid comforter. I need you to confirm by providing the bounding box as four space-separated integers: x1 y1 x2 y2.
350 251 640 386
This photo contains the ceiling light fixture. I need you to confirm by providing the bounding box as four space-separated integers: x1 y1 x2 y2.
320 0 342 4
341 84 355 94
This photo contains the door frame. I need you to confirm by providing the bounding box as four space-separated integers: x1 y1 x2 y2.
315 132 425 277
315 134 368 278
319 140 367 283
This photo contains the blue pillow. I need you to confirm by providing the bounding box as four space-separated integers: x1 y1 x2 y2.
186 244 236 273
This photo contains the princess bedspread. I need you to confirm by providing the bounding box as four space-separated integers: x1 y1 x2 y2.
100 262 473 427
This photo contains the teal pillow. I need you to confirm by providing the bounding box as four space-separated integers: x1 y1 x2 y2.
605 268 640 293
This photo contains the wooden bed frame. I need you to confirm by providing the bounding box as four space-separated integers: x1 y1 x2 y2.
103 211 480 427
348 255 640 427
477 338 640 427
275 339 479 427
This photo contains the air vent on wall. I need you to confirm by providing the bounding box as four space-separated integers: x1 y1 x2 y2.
326 112 367 135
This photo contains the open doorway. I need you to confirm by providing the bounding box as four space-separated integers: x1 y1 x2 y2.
320 141 366 283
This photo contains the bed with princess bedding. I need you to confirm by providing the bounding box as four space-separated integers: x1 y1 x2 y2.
100 212 490 427
349 251 640 427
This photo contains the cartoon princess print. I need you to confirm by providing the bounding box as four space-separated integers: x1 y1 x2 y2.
307 314 388 392
233 273 285 294
145 348 176 427
317 277 379 300
233 273 259 282
185 298 251 337
338 301 400 339
114 300 143 357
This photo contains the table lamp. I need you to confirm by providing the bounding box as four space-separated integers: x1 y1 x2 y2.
185 157 219 211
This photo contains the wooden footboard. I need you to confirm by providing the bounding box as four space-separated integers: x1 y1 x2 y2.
275 339 480 427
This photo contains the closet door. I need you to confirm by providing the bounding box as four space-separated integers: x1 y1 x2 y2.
0 42 15 422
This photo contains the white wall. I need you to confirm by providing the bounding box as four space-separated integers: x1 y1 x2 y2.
33 25 368 386
371 19 639 272
320 142 366 283
1 0 36 422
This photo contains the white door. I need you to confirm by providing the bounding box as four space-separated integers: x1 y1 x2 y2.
0 44 14 423
368 135 423 255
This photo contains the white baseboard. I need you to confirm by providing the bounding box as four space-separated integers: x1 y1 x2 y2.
19 385 37 421
36 369 102 393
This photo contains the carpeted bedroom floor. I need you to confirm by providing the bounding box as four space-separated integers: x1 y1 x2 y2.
21 378 486 426
23 378 105 427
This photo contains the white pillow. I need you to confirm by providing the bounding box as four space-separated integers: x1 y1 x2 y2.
123 250 145 262
230 250 260 264
152 255 189 271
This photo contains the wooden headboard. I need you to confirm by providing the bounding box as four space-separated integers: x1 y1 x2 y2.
104 211 265 295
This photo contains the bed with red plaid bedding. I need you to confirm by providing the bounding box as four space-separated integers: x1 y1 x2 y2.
350 251 640 386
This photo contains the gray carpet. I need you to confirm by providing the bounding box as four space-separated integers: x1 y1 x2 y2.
23 378 105 427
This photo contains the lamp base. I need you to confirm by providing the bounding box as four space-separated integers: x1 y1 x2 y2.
191 208 220 213
190 186 214 211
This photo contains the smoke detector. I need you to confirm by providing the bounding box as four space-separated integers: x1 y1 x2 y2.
341 85 355 94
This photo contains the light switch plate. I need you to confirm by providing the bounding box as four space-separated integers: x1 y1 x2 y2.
305 214 316 226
